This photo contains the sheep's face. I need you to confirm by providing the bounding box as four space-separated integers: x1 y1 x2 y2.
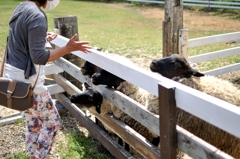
150 54 204 79
81 61 97 76
70 84 103 113
81 47 102 76
92 69 125 89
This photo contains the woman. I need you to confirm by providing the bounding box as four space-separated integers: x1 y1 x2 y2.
3 0 92 158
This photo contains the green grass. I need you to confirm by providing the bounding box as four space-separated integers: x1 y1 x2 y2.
0 0 162 56
14 119 24 126
53 1 162 56
6 152 29 159
60 132 113 159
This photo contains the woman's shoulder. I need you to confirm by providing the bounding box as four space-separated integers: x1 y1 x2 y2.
27 3 46 16
14 2 45 18
19 2 47 27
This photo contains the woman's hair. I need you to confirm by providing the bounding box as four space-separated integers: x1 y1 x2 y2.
30 0 47 7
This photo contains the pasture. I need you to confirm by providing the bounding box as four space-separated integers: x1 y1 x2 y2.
1 0 240 158
1 0 240 71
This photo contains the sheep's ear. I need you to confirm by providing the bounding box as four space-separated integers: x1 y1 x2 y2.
70 95 76 103
188 68 205 77
84 82 90 89
96 105 101 114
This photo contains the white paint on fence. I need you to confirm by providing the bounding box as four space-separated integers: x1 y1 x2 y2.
46 84 65 95
128 0 240 10
44 63 63 75
204 63 240 76
188 47 240 63
188 32 240 48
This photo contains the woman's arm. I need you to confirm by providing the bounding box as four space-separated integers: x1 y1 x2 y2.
47 34 92 62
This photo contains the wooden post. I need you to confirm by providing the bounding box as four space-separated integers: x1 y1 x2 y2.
162 0 183 57
54 16 84 90
158 84 177 159
178 29 188 59
208 0 212 11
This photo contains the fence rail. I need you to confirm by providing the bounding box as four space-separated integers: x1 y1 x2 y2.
128 0 240 10
188 32 240 48
178 31 240 76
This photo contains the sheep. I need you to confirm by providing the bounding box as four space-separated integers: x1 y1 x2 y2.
80 46 102 78
150 53 240 159
81 54 154 133
91 65 201 137
70 82 147 158
80 57 163 157
70 82 112 115
77 53 240 158
81 61 102 77
80 53 141 151
91 53 240 158
91 66 201 159
79 55 204 158
83 53 138 118
91 53 205 116
81 49 132 78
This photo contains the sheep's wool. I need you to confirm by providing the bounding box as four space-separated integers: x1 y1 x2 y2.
174 75 240 158
178 75 240 106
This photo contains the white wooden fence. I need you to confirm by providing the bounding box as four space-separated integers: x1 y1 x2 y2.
128 0 240 10
179 31 240 76
28 33 240 159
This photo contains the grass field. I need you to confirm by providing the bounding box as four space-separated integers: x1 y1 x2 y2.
1 0 240 158
1 0 240 71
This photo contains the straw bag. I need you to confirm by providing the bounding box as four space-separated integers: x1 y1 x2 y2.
0 40 39 111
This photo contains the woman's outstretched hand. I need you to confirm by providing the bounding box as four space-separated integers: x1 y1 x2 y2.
46 32 58 42
47 33 92 62
66 34 92 54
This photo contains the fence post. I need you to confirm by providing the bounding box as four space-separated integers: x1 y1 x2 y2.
54 16 84 90
158 83 177 159
208 0 211 11
178 29 188 59
162 0 183 57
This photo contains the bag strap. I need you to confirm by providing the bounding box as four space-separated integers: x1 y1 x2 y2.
7 79 17 109
32 66 40 90
0 39 7 77
1 37 40 90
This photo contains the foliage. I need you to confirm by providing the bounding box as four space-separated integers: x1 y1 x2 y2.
6 152 29 159
14 119 24 126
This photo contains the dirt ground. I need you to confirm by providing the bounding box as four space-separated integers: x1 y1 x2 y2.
108 3 240 31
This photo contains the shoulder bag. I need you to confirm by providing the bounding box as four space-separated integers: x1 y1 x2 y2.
0 39 39 111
